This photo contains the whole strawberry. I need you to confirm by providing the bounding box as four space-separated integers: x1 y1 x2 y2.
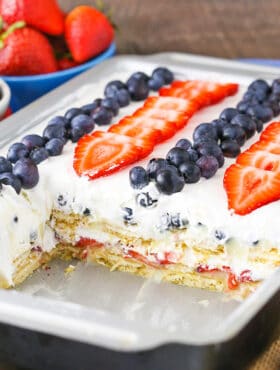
0 22 58 75
65 5 114 63
0 0 64 35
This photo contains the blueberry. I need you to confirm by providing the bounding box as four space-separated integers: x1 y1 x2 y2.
252 89 268 103
148 75 165 91
231 113 256 139
175 138 192 150
193 123 218 142
64 108 83 121
152 67 174 84
30 147 49 164
264 96 280 116
43 123 66 141
195 142 224 167
105 85 130 107
47 116 68 128
220 140 241 158
166 147 190 168
81 102 99 115
242 90 259 103
13 158 39 189
0 156 12 173
7 143 29 163
237 101 250 113
22 134 44 150
127 77 149 101
0 172 22 194
179 162 201 183
221 124 246 146
155 168 184 195
129 166 149 189
136 192 158 208
69 127 84 143
271 79 280 96
92 107 114 126
115 88 130 107
215 230 226 241
159 213 188 231
122 207 136 224
104 80 127 97
196 155 219 179
187 148 199 162
45 138 64 156
219 108 239 122
211 119 226 138
147 158 176 180
254 119 264 133
193 138 218 148
71 114 95 134
128 72 150 82
101 97 119 116
248 79 270 93
246 104 274 123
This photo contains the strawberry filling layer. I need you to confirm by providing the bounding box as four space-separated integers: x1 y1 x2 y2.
75 237 253 290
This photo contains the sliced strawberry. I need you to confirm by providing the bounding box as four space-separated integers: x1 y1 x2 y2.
224 164 280 215
133 107 189 129
134 137 155 158
73 131 144 179
143 96 197 115
223 83 239 96
251 141 280 155
237 150 280 172
109 117 162 143
260 121 280 142
159 80 238 107
131 113 178 140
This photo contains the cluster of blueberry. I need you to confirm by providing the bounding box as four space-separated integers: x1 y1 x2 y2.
129 78 280 196
99 67 174 125
0 67 174 194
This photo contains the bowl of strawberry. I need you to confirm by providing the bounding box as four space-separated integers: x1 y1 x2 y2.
0 1 116 112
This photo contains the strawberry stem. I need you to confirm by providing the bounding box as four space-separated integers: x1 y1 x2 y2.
0 20 26 46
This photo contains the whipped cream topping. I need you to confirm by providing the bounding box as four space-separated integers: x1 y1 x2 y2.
0 68 279 284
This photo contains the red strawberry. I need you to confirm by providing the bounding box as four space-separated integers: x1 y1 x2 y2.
133 107 189 130
0 0 64 35
65 5 114 63
237 150 280 172
143 96 197 115
159 81 238 107
73 131 150 179
57 57 80 70
109 117 162 144
260 121 280 142
224 164 280 215
0 23 58 75
224 122 280 215
131 113 178 141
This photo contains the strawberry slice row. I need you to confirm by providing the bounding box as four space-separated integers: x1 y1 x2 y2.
73 131 154 179
159 80 238 108
74 80 239 180
224 121 280 215
109 96 194 143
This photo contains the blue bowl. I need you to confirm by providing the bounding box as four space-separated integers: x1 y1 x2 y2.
2 42 116 112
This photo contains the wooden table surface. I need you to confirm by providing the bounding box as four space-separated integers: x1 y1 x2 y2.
61 0 280 59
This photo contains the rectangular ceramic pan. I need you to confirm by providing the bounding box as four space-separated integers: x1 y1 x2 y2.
0 53 279 370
